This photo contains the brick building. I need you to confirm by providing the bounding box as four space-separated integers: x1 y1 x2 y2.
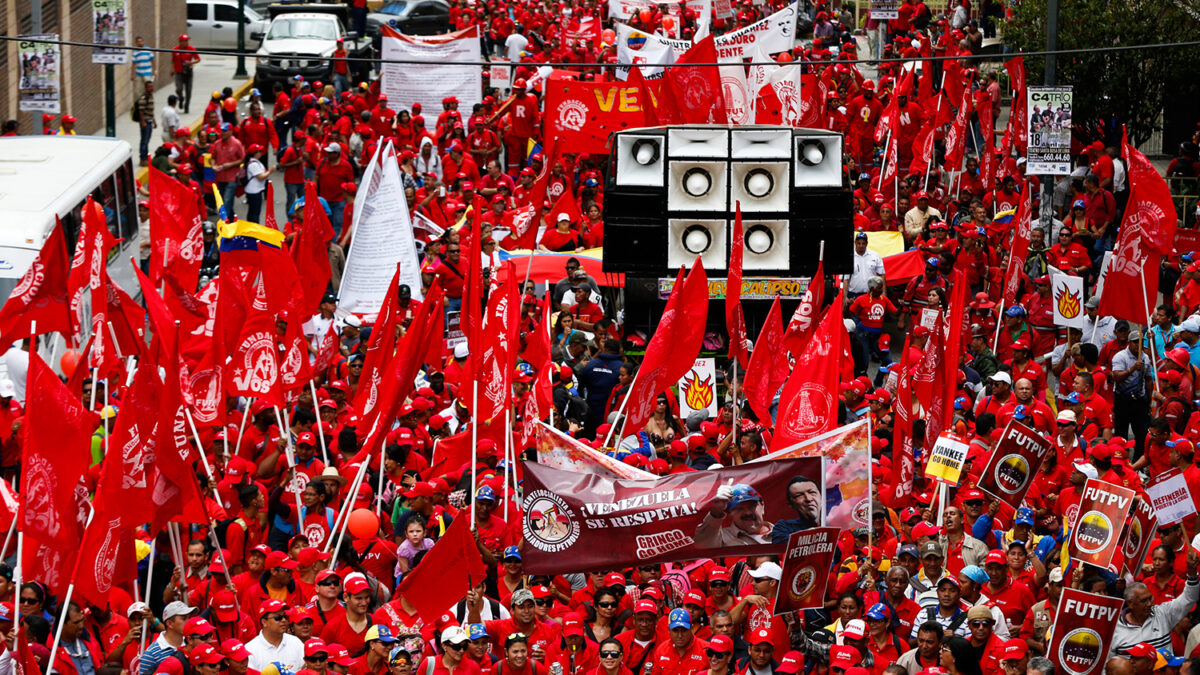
3 0 185 134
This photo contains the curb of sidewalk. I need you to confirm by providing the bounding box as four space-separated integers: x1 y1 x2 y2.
135 77 256 185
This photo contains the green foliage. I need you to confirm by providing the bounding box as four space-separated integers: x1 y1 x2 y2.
1004 0 1199 145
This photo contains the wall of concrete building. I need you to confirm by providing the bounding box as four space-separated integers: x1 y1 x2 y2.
3 0 184 133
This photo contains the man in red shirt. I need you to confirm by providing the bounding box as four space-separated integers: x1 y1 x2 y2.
240 103 279 167
315 144 355 235
651 609 708 675
320 575 373 655
475 589 563 662
172 34 201 113
570 286 604 331
505 79 540 173
981 551 1034 633
1074 371 1114 441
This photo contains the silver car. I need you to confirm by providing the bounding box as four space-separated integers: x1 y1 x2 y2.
185 0 269 49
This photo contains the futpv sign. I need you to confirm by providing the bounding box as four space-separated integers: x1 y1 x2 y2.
1069 479 1135 569
1048 588 1122 675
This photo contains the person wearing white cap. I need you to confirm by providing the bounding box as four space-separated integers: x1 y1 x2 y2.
1023 567 1064 652
537 210 583 253
315 141 354 235
1053 409 1084 462
728 562 789 656
1175 317 1200 367
976 371 1013 418
139 601 197 675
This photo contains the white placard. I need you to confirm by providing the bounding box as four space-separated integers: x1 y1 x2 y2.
338 142 423 314
1147 469 1196 526
678 357 718 419
380 25 482 117
1051 273 1086 329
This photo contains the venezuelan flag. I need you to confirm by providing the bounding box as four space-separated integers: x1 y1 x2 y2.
987 207 1017 237
213 186 285 253
201 153 217 185
526 138 542 159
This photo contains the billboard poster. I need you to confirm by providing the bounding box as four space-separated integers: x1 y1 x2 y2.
1027 86 1073 175
1069 479 1136 569
521 457 822 573
92 0 129 64
774 527 840 615
1048 588 1123 675
870 0 899 19
977 419 1053 509
18 35 62 113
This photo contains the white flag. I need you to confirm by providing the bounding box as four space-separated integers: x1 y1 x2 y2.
1051 273 1086 329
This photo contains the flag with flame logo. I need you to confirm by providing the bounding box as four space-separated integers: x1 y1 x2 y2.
678 357 717 418
1051 273 1085 329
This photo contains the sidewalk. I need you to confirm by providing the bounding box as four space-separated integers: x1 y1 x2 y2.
93 55 254 180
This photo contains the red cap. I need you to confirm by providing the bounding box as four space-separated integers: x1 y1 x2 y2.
749 628 772 645
668 440 687 458
184 617 215 637
960 488 984 501
985 550 1007 566
1122 643 1157 659
265 551 297 570
682 590 706 607
1000 639 1028 660
305 639 330 657
778 651 804 674
344 576 371 595
221 639 252 661
288 606 315 624
603 572 625 588
563 614 585 637
191 644 224 665
297 547 331 568
316 569 341 585
296 431 317 446
257 599 288 619
709 567 730 583
531 585 552 600
634 599 657 614
709 635 733 653
404 482 435 499
328 644 355 666
212 590 238 622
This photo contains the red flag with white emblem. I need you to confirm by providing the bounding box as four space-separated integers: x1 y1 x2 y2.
772 291 844 450
742 295 788 426
149 167 204 291
0 220 71 349
783 262 824 357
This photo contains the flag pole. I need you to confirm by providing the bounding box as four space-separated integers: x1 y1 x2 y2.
0 516 16 561
375 438 386 519
273 406 306 531
183 407 216 482
502 412 512 523
325 419 379 555
45 503 96 675
471 380 479 530
1140 267 1161 395
309 378 330 465
10 323 35 651
923 73 948 190
991 299 1005 354
139 537 156 659
602 369 641 450
235 397 254 454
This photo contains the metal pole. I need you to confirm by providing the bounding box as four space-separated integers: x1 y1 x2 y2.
105 65 116 137
234 0 249 78
310 379 330 465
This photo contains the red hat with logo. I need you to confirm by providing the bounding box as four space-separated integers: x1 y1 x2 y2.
985 550 1007 566
682 590 706 607
344 575 372 596
265 551 297 570
221 639 252 661
191 644 224 665
749 628 773 645
778 652 804 674
212 590 239 622
1000 639 1028 661
257 599 288 619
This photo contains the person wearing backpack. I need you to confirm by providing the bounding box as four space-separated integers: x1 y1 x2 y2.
909 578 970 639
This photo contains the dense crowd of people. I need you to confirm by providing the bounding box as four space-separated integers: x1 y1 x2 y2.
2 2 1200 675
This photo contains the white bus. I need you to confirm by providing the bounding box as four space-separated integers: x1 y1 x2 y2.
0 135 141 303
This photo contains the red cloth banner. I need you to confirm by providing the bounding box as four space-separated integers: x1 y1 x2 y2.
0 220 71 349
977 419 1053 509
1047 589 1123 675
543 79 655 154
520 457 822 573
774 527 840 615
1068 479 1136 569
773 292 844 449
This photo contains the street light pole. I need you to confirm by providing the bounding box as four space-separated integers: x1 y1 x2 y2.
1038 0 1059 231
105 65 116 137
234 0 249 78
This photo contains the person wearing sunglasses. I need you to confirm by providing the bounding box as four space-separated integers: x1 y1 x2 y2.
589 638 628 675
705 569 736 614
246 600 304 673
963 606 1002 675
613 599 657 674
699 634 734 675
304 638 331 674
530 586 557 623
355 624 400 675
389 645 415 675
309 570 344 635
586 590 622 642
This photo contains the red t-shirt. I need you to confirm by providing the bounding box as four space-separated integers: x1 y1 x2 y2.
849 294 898 330
321 614 372 655
352 537 400 593
316 157 355 202
280 145 305 184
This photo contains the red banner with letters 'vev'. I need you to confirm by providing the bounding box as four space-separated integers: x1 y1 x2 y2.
520 458 823 574
543 79 655 154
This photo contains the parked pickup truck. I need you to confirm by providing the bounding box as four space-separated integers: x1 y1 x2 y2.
253 3 372 95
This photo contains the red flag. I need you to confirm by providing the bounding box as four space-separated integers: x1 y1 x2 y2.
150 322 209 534
20 352 95 596
1005 56 1027 96
14 625 42 675
0 482 18 534
148 167 203 291
504 204 540 251
908 121 938 176
944 86 973 168
226 284 284 407
742 295 787 426
784 262 824 357
922 89 955 128
1002 187 1033 307
68 198 121 372
879 132 900 188
518 302 554 449
475 275 519 424
395 513 487 624
548 188 582 227
1004 57 1028 154
726 204 748 367
622 258 709 432
662 35 727 125
313 322 340 375
0 220 71 348
293 182 335 312
1099 128 1179 322
278 315 313 392
429 428 474 478
942 60 966 104
797 74 825 129
264 181 278 231
355 265 402 422
773 291 845 449
977 96 996 189
928 269 968 441
627 67 661 126
876 70 912 144
884 337 915 509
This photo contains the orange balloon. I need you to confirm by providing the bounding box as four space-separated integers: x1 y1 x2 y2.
638 8 653 23
347 508 379 539
662 15 676 28
60 349 80 378
602 28 616 43
222 97 237 113
776 52 793 62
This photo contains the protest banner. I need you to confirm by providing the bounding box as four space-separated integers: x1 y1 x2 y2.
534 422 656 481
1027 86 1073 174
543 79 654 154
1119 495 1157 577
380 25 481 115
678 358 717 419
91 0 128 64
1052 273 1086 328
774 527 840 615
924 432 969 485
338 143 423 313
1069 479 1136 568
753 419 872 530
870 0 899 19
1145 469 1196 525
977 419 1053 509
521 457 822 573
488 59 512 92
18 36 61 113
1048 588 1123 675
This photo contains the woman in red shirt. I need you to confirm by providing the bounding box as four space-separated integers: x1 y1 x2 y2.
580 203 604 250
586 639 632 675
